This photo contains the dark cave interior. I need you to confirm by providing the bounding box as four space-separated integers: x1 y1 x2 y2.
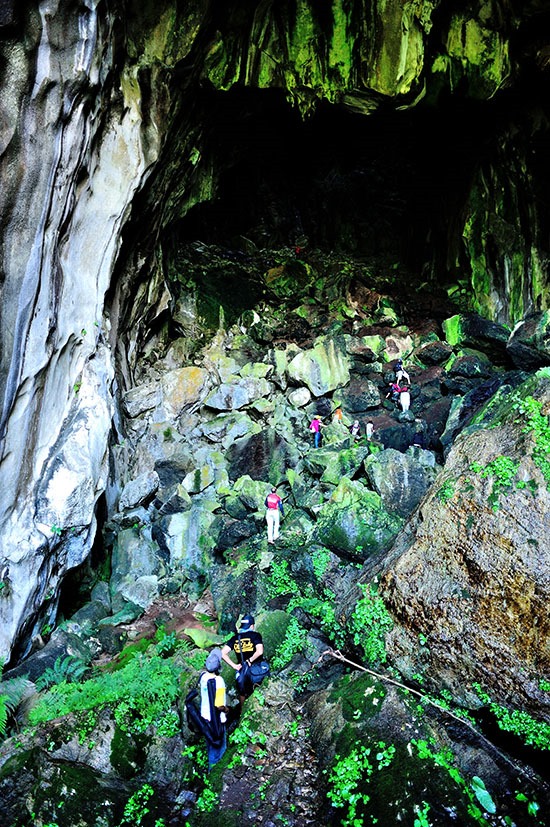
171 80 549 280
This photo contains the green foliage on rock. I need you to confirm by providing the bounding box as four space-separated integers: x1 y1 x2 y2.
29 653 181 737
350 583 394 665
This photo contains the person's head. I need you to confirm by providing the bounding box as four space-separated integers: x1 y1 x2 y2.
353 420 359 426
238 613 255 632
205 648 222 674
271 486 277 493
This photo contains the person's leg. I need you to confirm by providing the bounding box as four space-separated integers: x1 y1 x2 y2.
266 510 275 543
273 509 280 541
207 731 227 770
314 430 320 448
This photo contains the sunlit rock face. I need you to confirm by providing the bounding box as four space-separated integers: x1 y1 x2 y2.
380 373 550 716
0 0 549 662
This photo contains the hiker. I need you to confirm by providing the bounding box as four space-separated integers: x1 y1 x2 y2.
396 367 411 385
365 421 374 440
349 419 361 439
200 648 228 769
332 406 344 425
221 614 264 708
386 382 402 405
399 386 411 412
265 486 284 545
309 416 324 448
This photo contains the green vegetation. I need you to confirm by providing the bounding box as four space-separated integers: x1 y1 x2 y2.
350 582 393 665
325 741 395 827
35 655 89 691
436 479 455 503
29 653 180 737
413 739 490 825
513 394 550 487
0 675 33 737
271 616 304 671
470 456 519 510
119 783 155 827
473 684 550 750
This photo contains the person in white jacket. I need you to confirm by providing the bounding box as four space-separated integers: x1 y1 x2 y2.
399 386 411 412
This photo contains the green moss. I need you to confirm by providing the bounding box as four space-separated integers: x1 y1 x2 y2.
328 672 387 723
110 727 146 779
442 314 462 347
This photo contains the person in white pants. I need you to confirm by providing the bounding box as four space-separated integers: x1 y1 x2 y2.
265 486 284 544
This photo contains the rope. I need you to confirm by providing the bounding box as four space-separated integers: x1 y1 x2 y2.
318 647 544 784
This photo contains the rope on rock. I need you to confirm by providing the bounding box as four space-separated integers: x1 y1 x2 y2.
319 647 542 784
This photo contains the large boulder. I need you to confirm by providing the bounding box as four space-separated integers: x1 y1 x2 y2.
365 448 438 518
442 313 510 364
380 373 550 714
287 336 350 396
315 479 403 559
507 311 550 369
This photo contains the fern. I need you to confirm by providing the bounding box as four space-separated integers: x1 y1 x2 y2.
0 676 34 736
35 655 89 691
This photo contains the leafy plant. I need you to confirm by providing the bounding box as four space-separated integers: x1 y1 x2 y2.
413 802 431 827
473 683 550 750
471 776 496 814
29 653 180 737
436 479 455 503
325 742 374 826
119 783 155 826
471 456 519 510
35 655 89 691
350 582 393 664
271 616 304 671
0 676 34 736
513 394 550 487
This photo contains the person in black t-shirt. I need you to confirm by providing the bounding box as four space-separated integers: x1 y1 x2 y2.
221 614 264 707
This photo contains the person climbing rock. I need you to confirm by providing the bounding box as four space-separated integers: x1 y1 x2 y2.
309 416 324 448
221 614 264 709
399 386 411 412
349 419 361 439
200 648 228 769
365 421 374 440
386 382 402 405
396 366 411 385
332 406 344 425
265 486 284 544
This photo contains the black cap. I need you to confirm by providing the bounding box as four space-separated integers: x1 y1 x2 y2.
239 614 255 631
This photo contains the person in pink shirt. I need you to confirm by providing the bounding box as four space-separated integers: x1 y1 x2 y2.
309 416 324 448
265 486 284 544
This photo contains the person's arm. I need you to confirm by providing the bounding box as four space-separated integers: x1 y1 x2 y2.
278 499 284 517
221 643 241 671
247 642 264 665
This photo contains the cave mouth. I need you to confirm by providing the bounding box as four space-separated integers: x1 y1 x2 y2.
170 83 518 278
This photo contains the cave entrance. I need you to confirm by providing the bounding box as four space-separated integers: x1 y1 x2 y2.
173 85 497 279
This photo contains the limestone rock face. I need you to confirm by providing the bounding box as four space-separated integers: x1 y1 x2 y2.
380 373 550 715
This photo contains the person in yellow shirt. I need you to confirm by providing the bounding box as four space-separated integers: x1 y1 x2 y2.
200 648 228 768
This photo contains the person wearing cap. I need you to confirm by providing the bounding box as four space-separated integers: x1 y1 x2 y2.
221 614 264 707
200 648 228 768
265 486 284 545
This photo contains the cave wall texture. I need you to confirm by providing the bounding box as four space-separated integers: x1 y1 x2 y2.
0 0 549 659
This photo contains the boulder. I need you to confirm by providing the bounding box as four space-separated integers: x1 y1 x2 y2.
315 479 403 558
119 471 160 511
338 376 381 411
204 376 272 410
507 311 550 369
364 448 438 518
414 340 454 365
287 336 350 396
442 313 510 364
161 366 209 417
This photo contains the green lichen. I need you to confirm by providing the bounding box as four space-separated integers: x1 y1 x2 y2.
442 314 462 347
